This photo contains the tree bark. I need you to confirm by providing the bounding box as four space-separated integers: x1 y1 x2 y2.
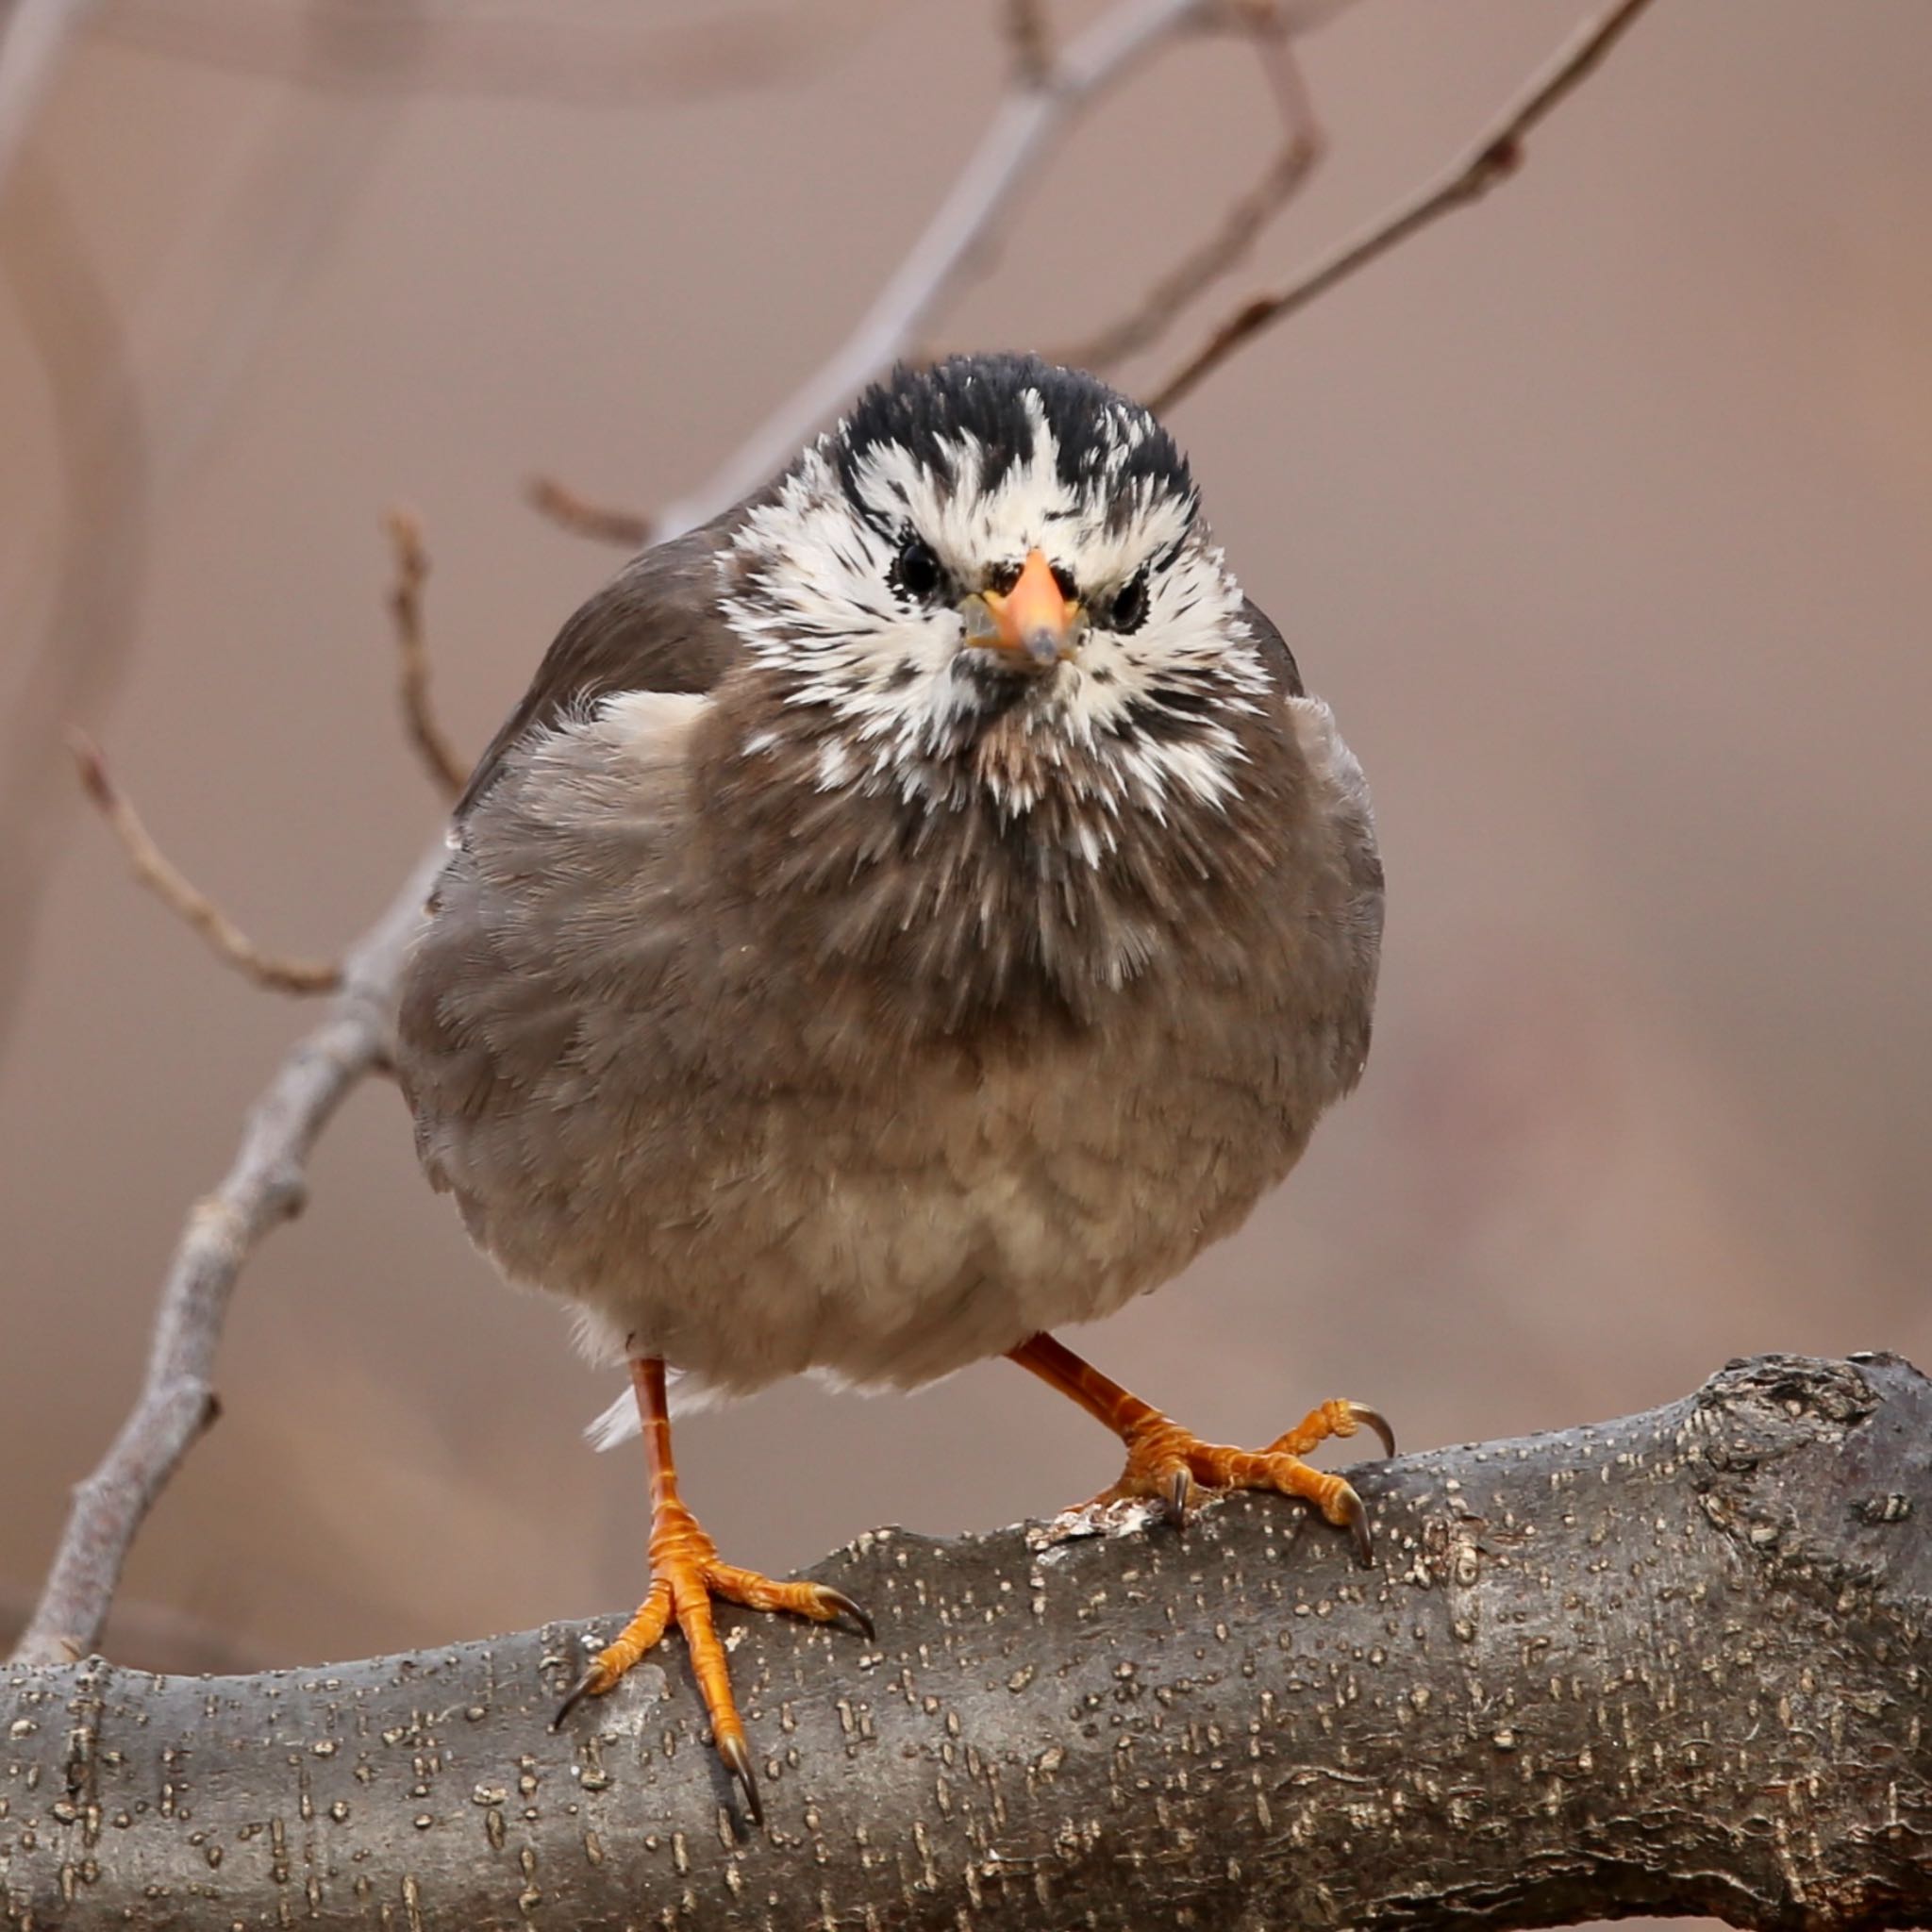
3 1352 1926 1930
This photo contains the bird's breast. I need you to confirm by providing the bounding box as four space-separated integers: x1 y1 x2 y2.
563 987 1314 1395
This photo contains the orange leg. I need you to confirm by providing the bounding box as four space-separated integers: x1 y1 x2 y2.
1008 1332 1394 1564
555 1357 872 1824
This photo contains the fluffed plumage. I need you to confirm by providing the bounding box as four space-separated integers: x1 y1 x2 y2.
394 355 1387 1817
398 355 1381 1407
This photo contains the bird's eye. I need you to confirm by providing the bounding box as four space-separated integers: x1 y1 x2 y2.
891 534 944 604
1109 569 1150 635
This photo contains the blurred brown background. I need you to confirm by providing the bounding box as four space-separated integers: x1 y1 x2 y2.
1 0 1926 1804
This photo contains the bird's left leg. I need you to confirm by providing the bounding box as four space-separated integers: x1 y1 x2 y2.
1007 1330 1393 1564
556 1357 872 1824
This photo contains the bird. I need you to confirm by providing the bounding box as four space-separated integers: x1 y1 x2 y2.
395 353 1386 1824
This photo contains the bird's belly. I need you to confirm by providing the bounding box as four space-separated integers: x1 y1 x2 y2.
544 1030 1304 1397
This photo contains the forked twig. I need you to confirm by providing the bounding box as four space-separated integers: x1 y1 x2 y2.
68 731 342 995
1148 0 1659 412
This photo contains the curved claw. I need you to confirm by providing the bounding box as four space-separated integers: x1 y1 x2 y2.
1168 1465 1193 1527
716 1731 764 1828
1346 1403 1396 1459
552 1664 604 1730
817 1585 876 1644
1332 1479 1374 1568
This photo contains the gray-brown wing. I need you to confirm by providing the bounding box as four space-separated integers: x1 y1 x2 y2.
401 513 744 1239
1241 595 1304 699
1262 594 1381 1090
397 684 710 1280
454 509 746 820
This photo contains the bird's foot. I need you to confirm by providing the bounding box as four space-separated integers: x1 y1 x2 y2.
555 1502 873 1825
1092 1399 1395 1565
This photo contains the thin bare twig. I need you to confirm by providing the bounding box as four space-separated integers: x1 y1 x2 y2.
8 847 443 1666
525 474 654 551
918 0 1352 365
1147 0 1659 412
1067 132 1319 373
67 731 343 995
539 0 1209 544
1052 29 1324 374
384 507 467 798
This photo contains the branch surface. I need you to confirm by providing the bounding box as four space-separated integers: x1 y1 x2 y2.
5 1354 1926 1930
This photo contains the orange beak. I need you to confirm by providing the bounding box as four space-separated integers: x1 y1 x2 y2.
976 549 1078 668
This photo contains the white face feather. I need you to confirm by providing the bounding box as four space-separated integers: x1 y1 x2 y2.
720 389 1271 828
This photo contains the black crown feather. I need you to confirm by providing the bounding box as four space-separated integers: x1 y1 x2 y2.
832 354 1197 526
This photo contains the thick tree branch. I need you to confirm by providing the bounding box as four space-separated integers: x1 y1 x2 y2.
4 1354 1927 1928
1148 0 1659 412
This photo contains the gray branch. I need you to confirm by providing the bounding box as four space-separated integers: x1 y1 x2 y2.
5 1353 1926 1930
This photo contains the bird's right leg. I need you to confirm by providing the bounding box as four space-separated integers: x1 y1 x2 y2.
555 1356 872 1824
1008 1331 1392 1563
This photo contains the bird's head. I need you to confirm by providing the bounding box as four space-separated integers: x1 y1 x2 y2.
721 355 1271 818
